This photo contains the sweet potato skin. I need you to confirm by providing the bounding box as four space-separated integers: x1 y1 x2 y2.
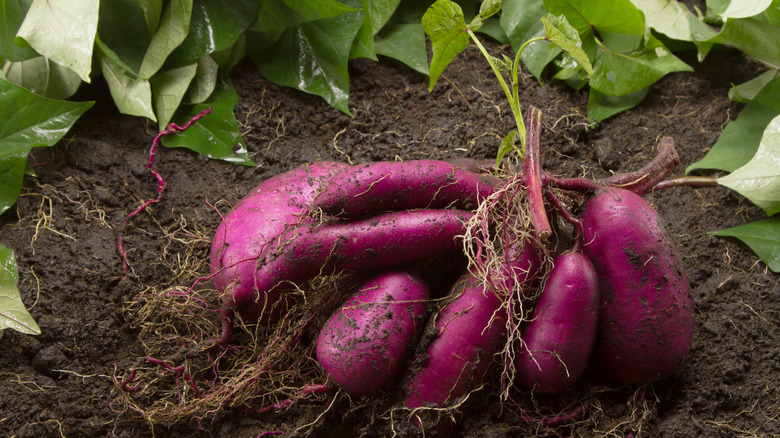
581 187 694 384
515 250 599 394
401 274 507 408
316 270 429 396
229 208 471 323
313 160 494 217
210 162 348 324
401 243 539 409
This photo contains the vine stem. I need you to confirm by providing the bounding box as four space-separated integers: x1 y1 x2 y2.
466 28 536 156
651 175 719 191
524 106 551 239
117 109 212 276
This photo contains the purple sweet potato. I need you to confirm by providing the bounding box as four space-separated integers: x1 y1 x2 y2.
581 186 694 384
401 243 539 409
226 209 472 324
515 250 599 394
313 160 495 217
316 269 429 396
210 162 348 324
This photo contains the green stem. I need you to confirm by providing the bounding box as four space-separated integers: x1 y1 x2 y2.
512 36 544 155
467 28 525 159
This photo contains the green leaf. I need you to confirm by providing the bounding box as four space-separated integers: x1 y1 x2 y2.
151 62 198 129
630 0 719 42
161 79 255 166
187 54 218 103
710 16 780 69
0 0 37 61
15 0 98 83
728 69 780 103
718 115 780 216
0 77 92 214
350 0 377 61
495 130 517 166
138 0 193 79
254 0 364 115
587 86 650 121
590 36 692 96
0 244 40 336
98 0 153 73
501 0 559 80
138 0 163 33
470 0 501 32
165 0 257 67
544 0 645 53
688 77 780 173
542 14 593 76
99 52 157 121
711 217 780 272
374 22 429 75
281 0 359 22
422 0 470 92
720 0 772 19
2 56 82 99
370 0 402 34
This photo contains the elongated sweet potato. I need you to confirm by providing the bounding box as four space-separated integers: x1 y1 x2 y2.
581 187 694 384
515 250 599 393
210 162 348 325
313 160 494 217
316 269 429 396
401 243 539 409
227 209 472 324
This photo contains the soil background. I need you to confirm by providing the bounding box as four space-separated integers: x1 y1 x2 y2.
0 38 778 438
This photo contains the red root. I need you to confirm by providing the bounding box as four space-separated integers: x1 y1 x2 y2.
117 108 212 276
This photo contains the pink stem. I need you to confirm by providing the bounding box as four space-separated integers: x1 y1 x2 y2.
117 108 212 275
598 136 680 196
524 106 551 240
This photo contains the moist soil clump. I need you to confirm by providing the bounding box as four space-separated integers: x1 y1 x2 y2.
0 41 778 437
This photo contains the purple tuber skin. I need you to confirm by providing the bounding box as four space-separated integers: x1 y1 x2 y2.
515 249 600 394
581 187 694 384
210 162 349 323
401 243 539 410
225 209 472 325
316 269 429 397
312 160 495 217
402 275 508 409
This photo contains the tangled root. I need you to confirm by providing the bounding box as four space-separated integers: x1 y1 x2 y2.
462 171 553 400
113 270 359 427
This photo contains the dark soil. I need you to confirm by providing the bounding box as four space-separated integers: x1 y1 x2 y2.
1 40 778 438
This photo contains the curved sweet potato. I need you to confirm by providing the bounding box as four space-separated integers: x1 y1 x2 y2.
515 250 599 393
581 187 694 384
401 243 539 409
210 162 348 324
316 269 429 396
313 160 494 217
227 209 472 324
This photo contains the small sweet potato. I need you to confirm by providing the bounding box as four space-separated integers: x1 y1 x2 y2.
515 250 599 393
316 269 429 396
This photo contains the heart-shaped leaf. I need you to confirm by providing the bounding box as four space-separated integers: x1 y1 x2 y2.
422 0 470 92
